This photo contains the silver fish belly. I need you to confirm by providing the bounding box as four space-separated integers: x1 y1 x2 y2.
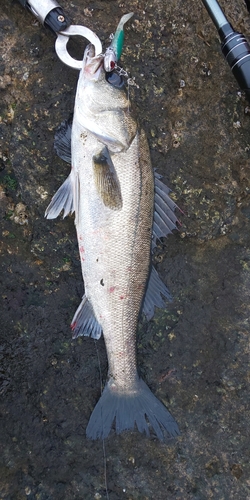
45 44 180 440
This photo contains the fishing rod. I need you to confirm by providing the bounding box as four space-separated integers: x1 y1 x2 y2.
201 0 250 101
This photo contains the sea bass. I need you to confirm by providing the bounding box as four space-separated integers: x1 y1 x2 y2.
45 15 180 440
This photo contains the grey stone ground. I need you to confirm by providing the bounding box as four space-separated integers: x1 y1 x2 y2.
0 1 249 498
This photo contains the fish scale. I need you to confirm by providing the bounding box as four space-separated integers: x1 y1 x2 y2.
75 125 153 389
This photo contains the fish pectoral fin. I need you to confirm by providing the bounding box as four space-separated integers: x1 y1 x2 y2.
93 147 122 210
54 118 72 164
142 266 172 321
45 172 74 219
71 294 102 340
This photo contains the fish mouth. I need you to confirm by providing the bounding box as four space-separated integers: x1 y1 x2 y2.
83 44 104 81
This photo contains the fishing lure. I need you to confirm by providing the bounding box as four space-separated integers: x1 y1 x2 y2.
104 12 134 72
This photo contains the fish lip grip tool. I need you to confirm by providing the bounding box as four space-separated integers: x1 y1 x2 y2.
55 12 134 70
17 0 70 33
16 1 133 71
55 26 102 69
17 0 103 68
201 0 250 101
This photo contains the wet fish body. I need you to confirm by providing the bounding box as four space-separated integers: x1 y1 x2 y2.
46 39 180 440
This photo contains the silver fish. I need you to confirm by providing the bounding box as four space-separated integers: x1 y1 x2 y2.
45 22 180 441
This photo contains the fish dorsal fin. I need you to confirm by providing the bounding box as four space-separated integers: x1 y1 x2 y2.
54 119 72 164
142 266 172 321
152 171 179 250
93 147 122 210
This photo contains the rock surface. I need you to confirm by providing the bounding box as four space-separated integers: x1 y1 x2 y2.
0 1 249 499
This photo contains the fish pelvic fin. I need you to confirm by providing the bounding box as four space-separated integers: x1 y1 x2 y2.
93 147 122 210
86 377 180 441
45 172 74 219
71 294 102 340
54 119 72 164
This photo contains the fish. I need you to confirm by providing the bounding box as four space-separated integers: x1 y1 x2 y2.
45 14 180 441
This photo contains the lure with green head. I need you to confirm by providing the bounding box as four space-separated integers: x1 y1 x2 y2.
111 12 134 60
104 12 134 72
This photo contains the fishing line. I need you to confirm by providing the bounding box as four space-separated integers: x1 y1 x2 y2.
127 81 131 113
126 77 139 113
110 64 139 113
94 339 110 500
117 66 132 112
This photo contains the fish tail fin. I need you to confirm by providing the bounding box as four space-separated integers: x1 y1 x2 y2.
86 377 180 441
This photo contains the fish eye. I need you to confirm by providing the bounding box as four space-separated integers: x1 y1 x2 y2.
105 71 125 89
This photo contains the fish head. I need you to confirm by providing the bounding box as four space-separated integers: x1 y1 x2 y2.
82 44 104 82
75 41 137 153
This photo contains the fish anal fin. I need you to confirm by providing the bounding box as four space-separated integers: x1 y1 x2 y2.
93 147 122 210
142 266 172 321
71 294 102 340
